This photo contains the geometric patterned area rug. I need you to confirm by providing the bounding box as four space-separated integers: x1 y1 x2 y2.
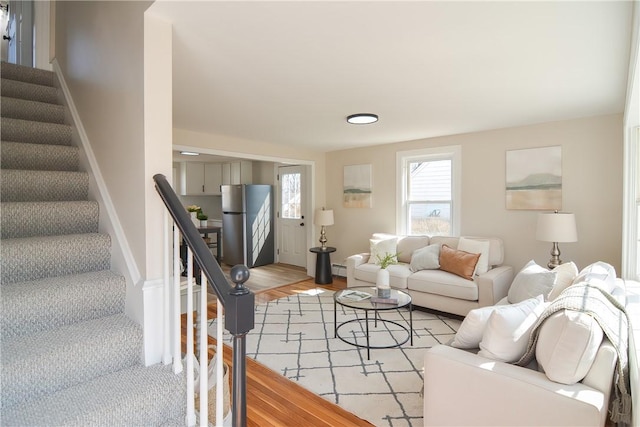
209 288 461 427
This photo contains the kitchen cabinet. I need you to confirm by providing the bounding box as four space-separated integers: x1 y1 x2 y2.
222 160 252 185
179 162 222 195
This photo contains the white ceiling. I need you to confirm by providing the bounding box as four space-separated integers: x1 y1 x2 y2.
150 1 633 153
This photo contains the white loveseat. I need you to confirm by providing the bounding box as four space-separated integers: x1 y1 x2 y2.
423 262 629 427
346 234 514 316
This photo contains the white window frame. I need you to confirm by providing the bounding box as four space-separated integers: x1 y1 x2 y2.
396 145 461 236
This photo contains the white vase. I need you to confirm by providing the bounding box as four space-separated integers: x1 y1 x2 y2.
190 212 199 227
376 269 391 298
376 268 390 287
200 220 208 227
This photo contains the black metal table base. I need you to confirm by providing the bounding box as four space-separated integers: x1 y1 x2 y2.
334 302 413 360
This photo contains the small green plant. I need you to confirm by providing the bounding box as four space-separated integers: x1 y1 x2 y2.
376 252 398 269
186 205 201 213
197 212 208 221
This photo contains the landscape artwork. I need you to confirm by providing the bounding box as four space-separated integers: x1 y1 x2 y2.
343 164 372 208
506 146 562 210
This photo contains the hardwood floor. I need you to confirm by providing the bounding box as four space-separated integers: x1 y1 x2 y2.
185 275 373 426
218 263 311 293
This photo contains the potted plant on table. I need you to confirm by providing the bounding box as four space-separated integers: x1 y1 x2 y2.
375 252 398 298
197 212 208 227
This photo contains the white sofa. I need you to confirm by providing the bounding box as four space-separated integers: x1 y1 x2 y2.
423 264 629 427
346 234 514 316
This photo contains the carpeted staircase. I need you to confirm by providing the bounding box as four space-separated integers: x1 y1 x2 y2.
0 61 186 426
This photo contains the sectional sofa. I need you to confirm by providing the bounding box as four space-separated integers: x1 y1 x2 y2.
423 261 630 426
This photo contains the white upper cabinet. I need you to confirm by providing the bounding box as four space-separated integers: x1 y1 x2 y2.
180 162 223 195
222 160 252 185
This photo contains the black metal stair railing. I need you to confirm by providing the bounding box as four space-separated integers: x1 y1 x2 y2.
153 173 254 427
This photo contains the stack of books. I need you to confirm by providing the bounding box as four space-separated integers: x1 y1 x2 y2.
370 297 398 305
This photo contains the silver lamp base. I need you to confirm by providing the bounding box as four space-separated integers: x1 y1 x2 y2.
319 225 327 249
547 242 562 269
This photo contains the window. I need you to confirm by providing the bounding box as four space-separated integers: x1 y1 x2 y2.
397 146 461 236
280 170 301 219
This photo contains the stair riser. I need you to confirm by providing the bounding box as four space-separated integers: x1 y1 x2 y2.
1 118 72 146
1 170 89 202
1 271 126 338
2 97 66 124
1 142 79 172
1 364 186 426
1 201 98 239
1 62 55 87
0 234 111 284
1 315 143 408
1 78 60 104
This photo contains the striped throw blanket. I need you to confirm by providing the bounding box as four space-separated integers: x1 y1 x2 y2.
516 281 631 425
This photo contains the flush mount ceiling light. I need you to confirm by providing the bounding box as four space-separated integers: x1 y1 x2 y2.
347 113 378 125
180 151 200 156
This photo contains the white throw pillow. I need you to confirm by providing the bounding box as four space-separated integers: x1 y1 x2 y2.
507 260 557 304
451 305 499 349
367 238 398 265
547 262 579 301
457 237 491 275
409 244 440 272
478 295 546 363
535 310 604 384
572 261 617 293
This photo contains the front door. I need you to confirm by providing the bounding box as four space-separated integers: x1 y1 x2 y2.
7 1 33 66
277 165 307 267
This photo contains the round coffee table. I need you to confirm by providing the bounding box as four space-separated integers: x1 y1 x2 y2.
334 286 413 360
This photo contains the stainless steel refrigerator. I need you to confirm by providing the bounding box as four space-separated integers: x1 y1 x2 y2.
221 184 274 268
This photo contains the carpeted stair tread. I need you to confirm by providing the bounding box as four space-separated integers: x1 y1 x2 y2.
1 169 88 202
1 270 126 338
1 233 111 284
1 117 72 146
1 363 186 427
1 314 143 409
1 96 66 124
1 61 55 87
1 78 59 104
1 201 98 238
1 141 79 171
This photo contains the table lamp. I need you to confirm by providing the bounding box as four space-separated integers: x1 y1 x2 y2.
536 210 578 269
314 208 334 250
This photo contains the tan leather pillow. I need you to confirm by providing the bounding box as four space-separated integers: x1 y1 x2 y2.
439 244 480 280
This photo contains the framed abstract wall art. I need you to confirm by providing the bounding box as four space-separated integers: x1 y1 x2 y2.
505 146 562 210
343 164 372 208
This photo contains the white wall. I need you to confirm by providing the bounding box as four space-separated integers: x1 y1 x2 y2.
326 114 624 274
53 1 174 364
54 0 152 276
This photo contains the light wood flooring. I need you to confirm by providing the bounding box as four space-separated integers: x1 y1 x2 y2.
218 262 311 293
184 275 373 426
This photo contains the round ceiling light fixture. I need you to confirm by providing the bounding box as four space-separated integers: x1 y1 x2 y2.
180 151 200 156
347 113 378 125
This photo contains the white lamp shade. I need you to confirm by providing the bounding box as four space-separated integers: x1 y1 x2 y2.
536 212 577 243
314 209 334 226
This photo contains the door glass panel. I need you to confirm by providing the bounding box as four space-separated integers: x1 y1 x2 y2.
281 172 301 219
